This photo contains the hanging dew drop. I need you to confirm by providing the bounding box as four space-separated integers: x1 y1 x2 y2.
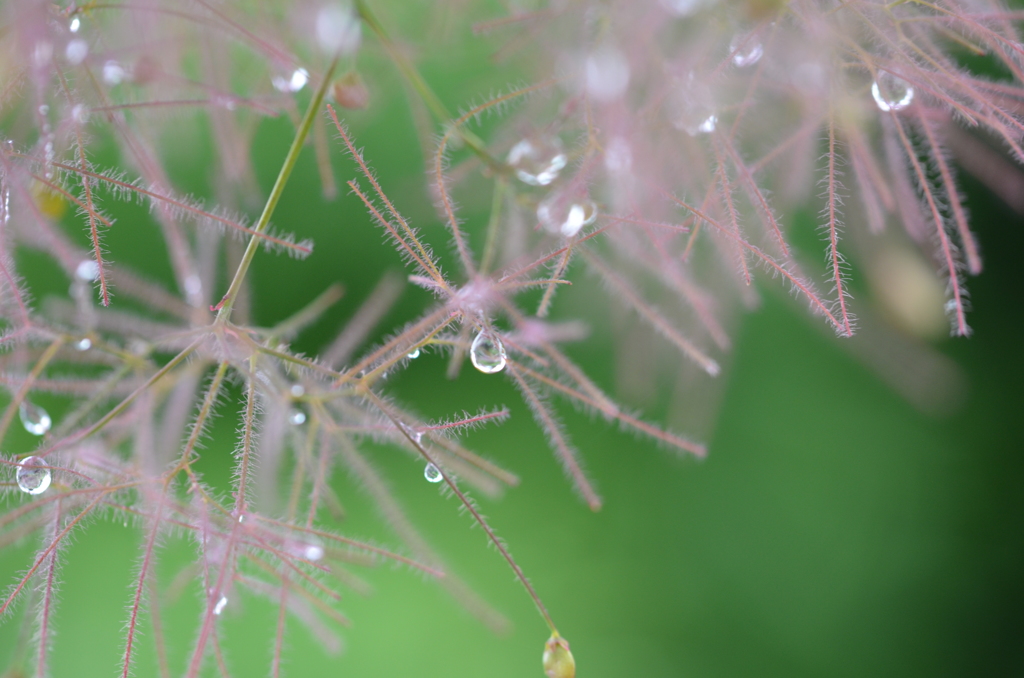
470 331 507 374
16 456 51 495
871 73 914 112
424 463 443 483
507 138 567 186
69 17 81 32
76 338 91 351
288 409 307 425
213 596 228 615
406 348 420 359
19 401 52 436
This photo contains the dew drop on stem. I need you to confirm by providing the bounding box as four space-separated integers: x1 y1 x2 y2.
16 456 51 495
538 194 598 237
470 331 507 374
19 401 52 436
423 463 443 483
507 137 567 186
289 409 307 426
872 73 914 112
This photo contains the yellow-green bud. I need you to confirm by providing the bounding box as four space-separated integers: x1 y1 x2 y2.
543 632 575 678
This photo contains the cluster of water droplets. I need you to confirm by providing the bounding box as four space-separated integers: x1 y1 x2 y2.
16 456 52 495
871 72 915 112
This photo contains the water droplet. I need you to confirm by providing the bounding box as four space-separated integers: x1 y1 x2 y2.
406 348 420 359
16 456 51 495
290 384 305 397
604 137 632 173
660 0 715 16
71 104 89 124
76 259 99 281
585 46 630 102
538 195 598 238
667 75 718 136
19 401 52 436
272 67 309 93
470 331 507 374
103 60 126 85
69 17 81 33
424 463 443 483
507 138 567 187
213 596 228 615
871 73 914 112
76 338 91 351
65 38 88 65
38 104 49 116
289 409 307 426
729 33 763 68
303 543 324 561
316 2 361 55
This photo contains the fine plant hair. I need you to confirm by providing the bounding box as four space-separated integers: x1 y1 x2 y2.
1 0 1022 676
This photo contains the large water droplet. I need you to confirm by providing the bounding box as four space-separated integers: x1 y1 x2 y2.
289 409 307 426
316 2 361 55
507 138 567 187
76 259 99 281
667 76 718 136
470 331 507 374
102 60 126 85
76 338 91 351
406 348 420 359
424 463 443 483
65 39 88 65
538 195 598 238
871 73 914 112
69 17 81 33
290 384 305 397
19 401 52 436
16 456 51 495
213 596 228 615
272 67 309 93
585 46 630 102
729 33 763 68
303 543 324 561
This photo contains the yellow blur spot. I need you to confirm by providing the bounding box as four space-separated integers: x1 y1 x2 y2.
31 181 67 220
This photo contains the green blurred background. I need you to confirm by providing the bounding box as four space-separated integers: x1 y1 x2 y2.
3 6 1024 675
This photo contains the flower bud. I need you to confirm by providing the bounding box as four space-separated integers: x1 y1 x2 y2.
542 632 575 678
332 71 369 110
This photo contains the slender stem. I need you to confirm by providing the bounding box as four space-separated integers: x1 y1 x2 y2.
480 177 506 276
353 0 499 168
215 58 339 323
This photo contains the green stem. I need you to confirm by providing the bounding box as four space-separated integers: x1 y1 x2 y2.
216 58 339 324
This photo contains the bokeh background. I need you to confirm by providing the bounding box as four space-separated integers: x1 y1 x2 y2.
2 4 1024 675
